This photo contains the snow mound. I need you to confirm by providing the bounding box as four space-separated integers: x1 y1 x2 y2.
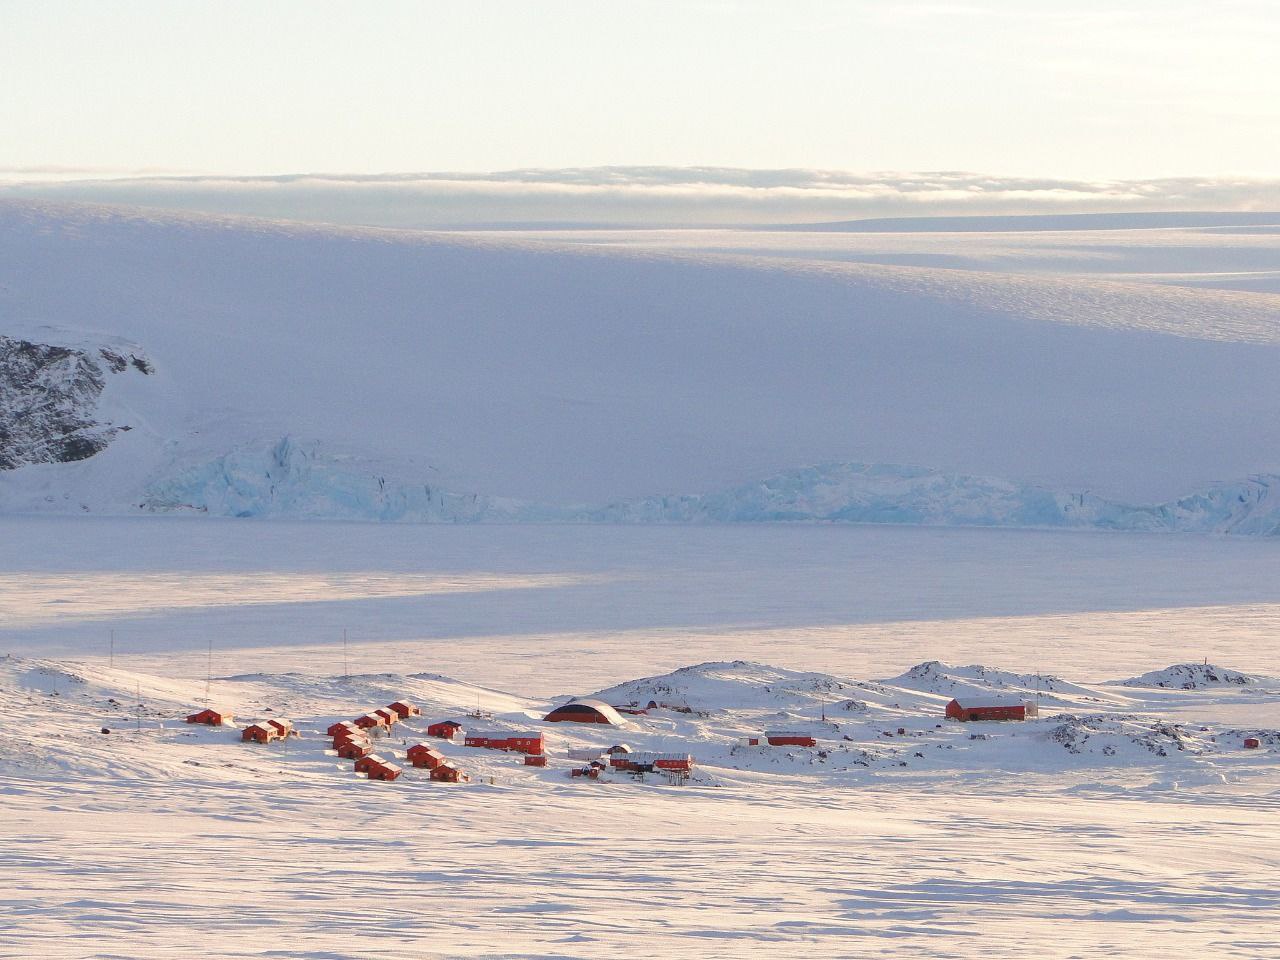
884 660 1097 704
591 660 867 713
1118 664 1259 689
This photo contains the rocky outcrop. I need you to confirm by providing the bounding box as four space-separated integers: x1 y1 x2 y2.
0 335 149 470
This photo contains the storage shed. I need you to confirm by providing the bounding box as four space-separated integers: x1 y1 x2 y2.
1244 737 1261 749
186 708 232 726
388 700 421 719
406 743 447 769
543 699 626 725
524 755 548 767
945 697 1038 722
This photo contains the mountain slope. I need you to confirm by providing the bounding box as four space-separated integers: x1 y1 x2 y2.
4 199 1280 518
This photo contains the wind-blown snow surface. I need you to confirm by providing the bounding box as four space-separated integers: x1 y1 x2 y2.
4 520 1280 957
3 651 1278 959
4 200 1280 522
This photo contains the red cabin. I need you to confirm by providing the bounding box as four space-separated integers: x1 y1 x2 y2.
372 708 397 727
186 708 232 726
353 753 389 775
1244 737 1261 749
355 714 387 730
266 718 295 738
764 731 817 747
388 700 421 719
406 743 447 769
337 740 373 759
524 755 548 767
332 727 369 746
431 764 468 783
945 697 1038 722
327 721 360 737
427 720 464 740
242 722 277 744
365 760 402 782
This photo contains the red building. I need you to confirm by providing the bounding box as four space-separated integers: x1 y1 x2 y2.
353 753 389 775
388 700 421 719
327 721 360 737
355 713 387 730
372 708 397 727
186 708 232 726
764 731 817 747
426 720 464 740
945 697 1038 722
332 727 368 745
365 760 402 782
1244 737 1261 749
337 740 373 759
464 732 545 755
542 700 625 725
654 754 694 772
431 763 468 783
524 755 548 767
241 722 278 744
266 718 295 738
406 743 447 769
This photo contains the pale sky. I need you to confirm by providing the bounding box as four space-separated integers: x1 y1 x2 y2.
2 0 1278 181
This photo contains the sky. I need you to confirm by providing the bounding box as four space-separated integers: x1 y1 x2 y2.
2 1 1278 224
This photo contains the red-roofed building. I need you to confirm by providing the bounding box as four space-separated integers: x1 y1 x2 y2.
241 722 277 744
388 700 420 719
426 720 464 740
337 740 373 759
406 743 447 769
431 763 469 783
186 708 232 726
945 697 1038 722
764 731 817 747
365 760 402 782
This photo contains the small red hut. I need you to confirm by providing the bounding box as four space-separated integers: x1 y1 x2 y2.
186 708 232 726
388 700 421 719
945 697 1038 722
365 760 403 782
327 721 360 737
242 722 277 744
524 755 548 767
266 718 295 738
406 743 447 769
353 753 389 775
355 713 387 730
431 763 469 783
372 708 397 727
337 740 373 759
332 727 369 746
427 720 464 740
1244 737 1261 749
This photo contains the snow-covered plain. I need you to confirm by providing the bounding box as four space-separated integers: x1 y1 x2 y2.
2 519 1279 958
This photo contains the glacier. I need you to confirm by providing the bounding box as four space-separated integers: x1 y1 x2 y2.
135 439 1280 535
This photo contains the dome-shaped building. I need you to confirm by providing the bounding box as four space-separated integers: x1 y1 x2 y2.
542 699 626 725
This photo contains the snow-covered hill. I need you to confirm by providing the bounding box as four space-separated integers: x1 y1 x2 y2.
5 199 1280 529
